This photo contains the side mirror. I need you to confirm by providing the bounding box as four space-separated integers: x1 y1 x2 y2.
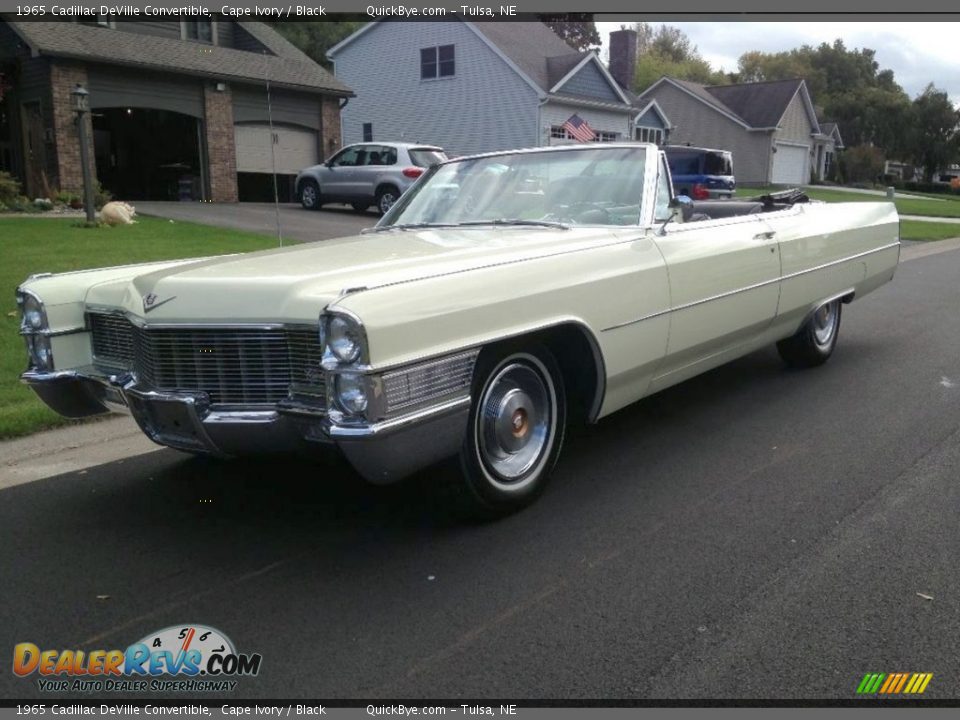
671 194 694 222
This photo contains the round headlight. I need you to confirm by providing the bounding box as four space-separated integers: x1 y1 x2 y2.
336 373 368 414
27 335 53 371
23 295 46 331
328 315 363 363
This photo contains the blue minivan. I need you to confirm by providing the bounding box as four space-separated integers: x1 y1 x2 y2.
663 145 736 200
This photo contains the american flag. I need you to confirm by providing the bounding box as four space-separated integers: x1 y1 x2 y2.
562 114 596 143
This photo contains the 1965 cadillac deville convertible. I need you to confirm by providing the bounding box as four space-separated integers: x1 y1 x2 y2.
18 144 900 516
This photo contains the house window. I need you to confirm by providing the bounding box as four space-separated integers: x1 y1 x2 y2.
362 123 373 142
420 45 455 80
550 126 571 140
635 127 663 145
596 131 619 143
183 21 214 44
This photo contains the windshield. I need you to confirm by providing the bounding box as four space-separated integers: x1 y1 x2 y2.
409 148 448 167
666 149 733 177
383 146 648 228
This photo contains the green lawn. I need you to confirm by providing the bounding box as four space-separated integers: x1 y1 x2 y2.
736 186 960 219
899 220 960 242
1 216 280 439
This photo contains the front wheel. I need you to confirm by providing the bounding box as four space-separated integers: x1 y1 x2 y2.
300 179 321 210
777 299 842 368
456 346 566 519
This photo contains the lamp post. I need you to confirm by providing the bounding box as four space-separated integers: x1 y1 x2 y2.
70 84 96 223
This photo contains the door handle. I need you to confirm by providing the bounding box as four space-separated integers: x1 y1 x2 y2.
753 230 776 240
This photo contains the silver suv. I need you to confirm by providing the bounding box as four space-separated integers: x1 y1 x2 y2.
296 142 447 214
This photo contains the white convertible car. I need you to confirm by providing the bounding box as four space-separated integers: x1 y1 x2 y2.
18 144 900 516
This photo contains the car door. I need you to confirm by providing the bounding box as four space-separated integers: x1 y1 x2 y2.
356 145 388 199
648 154 781 391
318 145 366 199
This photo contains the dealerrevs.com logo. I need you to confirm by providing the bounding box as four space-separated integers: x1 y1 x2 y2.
13 624 262 693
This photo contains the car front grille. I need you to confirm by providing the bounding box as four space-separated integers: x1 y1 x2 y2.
88 312 324 406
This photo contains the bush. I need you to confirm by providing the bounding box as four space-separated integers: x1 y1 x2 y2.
94 183 112 210
0 171 22 206
838 145 886 185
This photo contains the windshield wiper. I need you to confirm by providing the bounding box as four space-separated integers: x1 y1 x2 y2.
364 219 569 234
362 223 462 234
455 219 569 229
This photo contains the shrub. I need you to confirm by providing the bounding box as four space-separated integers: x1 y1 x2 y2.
94 183 112 210
0 171 22 206
838 145 886 185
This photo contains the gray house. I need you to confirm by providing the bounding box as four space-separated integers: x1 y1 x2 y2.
327 21 637 156
0 19 351 202
632 75 838 186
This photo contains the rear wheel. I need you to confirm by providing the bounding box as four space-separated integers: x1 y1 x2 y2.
777 299 842 368
376 185 400 215
300 179 321 210
455 345 566 519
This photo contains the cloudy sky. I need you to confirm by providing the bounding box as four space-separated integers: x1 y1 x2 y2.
596 21 960 104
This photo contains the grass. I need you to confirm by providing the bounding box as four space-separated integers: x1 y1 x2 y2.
1 216 280 439
736 186 960 219
899 220 960 242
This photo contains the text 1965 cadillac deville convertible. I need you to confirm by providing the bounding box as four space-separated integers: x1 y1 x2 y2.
18 144 900 517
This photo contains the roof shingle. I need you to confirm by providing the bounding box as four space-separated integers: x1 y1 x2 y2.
5 20 351 96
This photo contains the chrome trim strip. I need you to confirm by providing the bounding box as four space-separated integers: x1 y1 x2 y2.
85 307 314 331
602 241 900 332
329 396 471 439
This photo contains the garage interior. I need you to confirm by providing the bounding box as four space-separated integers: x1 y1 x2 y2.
92 107 205 201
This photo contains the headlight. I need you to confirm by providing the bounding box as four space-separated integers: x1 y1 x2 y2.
26 335 54 371
335 373 369 414
22 295 47 331
17 290 48 333
321 312 366 366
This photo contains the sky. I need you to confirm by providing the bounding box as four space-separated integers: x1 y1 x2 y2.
596 21 960 104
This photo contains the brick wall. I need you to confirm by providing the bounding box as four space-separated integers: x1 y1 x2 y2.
203 82 238 202
49 62 97 195
319 96 342 161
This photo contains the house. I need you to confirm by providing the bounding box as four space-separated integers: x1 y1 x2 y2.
603 30 840 187
0 19 352 202
633 75 841 186
327 20 637 157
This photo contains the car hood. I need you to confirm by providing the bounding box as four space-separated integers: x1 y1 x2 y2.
83 226 628 322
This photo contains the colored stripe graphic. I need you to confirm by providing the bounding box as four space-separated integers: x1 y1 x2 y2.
858 672 932 695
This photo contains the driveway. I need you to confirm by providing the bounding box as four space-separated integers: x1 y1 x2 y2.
135 201 378 243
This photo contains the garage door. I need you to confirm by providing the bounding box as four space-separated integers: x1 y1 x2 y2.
234 124 318 175
771 143 809 185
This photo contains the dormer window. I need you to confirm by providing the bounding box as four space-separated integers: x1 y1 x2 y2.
183 20 214 44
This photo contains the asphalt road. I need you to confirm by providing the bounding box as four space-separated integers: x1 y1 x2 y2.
2 247 960 702
135 202 377 243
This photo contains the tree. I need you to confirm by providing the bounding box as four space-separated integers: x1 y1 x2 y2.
907 84 960 182
268 21 365 69
631 23 727 92
538 15 600 51
732 40 913 153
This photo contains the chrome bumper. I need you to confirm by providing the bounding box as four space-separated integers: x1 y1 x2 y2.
21 368 470 485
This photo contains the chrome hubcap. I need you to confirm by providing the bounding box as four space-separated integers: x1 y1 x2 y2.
303 186 317 205
813 301 838 347
478 361 553 485
380 193 396 212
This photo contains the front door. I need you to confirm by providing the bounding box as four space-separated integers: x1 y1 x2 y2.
649 159 781 388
